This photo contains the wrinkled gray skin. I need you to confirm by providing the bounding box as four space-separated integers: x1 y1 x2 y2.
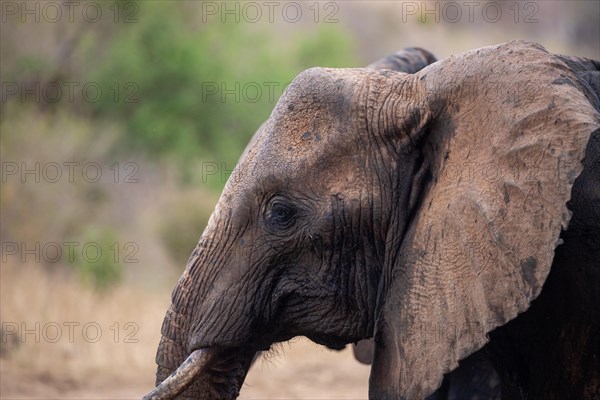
152 41 600 399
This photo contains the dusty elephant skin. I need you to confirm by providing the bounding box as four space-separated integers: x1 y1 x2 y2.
147 41 600 400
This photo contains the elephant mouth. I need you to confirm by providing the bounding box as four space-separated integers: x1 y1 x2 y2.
145 346 256 400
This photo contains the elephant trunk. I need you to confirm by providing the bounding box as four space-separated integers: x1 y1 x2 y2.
151 290 257 399
152 305 205 399
152 315 256 399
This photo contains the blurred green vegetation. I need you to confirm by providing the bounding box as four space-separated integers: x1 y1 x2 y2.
68 226 123 290
1 1 357 283
4 1 357 186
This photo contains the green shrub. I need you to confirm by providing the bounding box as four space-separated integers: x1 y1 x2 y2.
68 226 123 290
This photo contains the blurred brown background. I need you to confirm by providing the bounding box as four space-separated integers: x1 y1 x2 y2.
1 1 598 398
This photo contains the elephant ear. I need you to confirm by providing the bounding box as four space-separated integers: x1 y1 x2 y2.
370 41 600 398
368 47 437 72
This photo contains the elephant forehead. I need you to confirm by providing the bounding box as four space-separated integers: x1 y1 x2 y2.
261 105 352 153
258 67 368 148
219 67 380 203
236 125 365 186
233 149 365 191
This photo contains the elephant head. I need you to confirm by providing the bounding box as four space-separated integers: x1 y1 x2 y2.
146 41 600 399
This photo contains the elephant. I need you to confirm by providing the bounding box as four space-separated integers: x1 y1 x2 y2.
145 40 600 399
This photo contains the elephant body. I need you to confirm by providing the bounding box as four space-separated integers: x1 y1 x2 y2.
147 41 600 400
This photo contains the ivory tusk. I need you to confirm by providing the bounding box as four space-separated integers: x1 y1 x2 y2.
143 349 211 400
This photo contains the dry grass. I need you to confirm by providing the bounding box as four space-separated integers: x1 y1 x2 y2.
0 261 171 397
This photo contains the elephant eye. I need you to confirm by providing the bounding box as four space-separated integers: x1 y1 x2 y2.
267 200 297 229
